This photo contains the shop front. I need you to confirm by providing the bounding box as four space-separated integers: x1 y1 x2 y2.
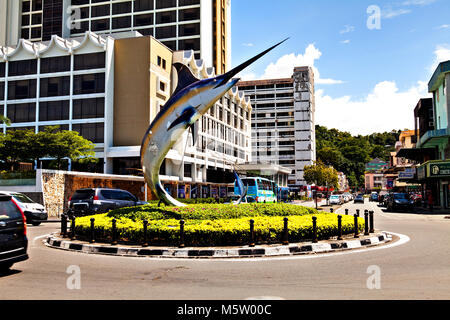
418 160 450 209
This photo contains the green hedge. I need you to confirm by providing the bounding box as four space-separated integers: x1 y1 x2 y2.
73 203 364 247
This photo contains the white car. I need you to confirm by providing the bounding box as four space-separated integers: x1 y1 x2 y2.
0 191 47 226
329 195 343 205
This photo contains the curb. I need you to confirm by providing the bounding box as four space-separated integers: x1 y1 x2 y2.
44 232 392 259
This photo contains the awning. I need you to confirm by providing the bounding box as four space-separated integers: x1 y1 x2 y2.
396 148 435 162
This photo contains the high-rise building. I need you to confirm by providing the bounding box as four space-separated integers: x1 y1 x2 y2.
0 32 251 199
238 67 316 188
0 0 231 74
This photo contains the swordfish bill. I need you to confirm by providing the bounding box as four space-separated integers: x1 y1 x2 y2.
140 39 288 207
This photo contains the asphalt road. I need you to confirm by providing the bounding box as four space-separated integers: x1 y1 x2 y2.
1 200 450 300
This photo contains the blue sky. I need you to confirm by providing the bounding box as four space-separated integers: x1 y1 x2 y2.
231 0 450 135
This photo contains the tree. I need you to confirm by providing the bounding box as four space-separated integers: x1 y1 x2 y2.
0 129 35 171
304 160 339 208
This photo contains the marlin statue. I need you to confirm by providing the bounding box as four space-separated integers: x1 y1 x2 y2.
141 39 288 207
233 170 248 205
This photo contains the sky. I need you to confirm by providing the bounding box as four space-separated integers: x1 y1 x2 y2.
230 0 450 136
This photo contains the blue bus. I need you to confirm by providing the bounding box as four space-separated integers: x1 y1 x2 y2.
277 187 290 203
234 177 278 203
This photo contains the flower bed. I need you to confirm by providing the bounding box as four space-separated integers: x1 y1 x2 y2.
72 203 364 247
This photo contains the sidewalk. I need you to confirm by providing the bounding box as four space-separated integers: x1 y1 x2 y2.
413 206 450 215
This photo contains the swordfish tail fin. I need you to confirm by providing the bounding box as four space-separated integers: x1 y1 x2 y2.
155 180 187 207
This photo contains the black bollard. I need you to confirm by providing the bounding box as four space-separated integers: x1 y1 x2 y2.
61 214 67 238
364 211 369 236
354 214 359 238
90 218 95 243
249 219 255 247
282 218 289 245
179 220 185 248
356 209 360 217
143 220 148 247
330 208 334 213
111 218 117 245
369 211 375 233
337 215 343 240
312 216 318 243
345 209 349 215
70 217 76 240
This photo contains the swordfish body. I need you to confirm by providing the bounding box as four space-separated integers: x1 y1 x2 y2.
141 39 288 207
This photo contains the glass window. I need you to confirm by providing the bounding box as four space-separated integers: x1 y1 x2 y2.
112 1 131 14
7 103 36 123
178 38 200 51
8 59 37 76
91 5 110 18
162 40 176 50
138 28 153 36
40 76 70 97
134 0 153 12
31 13 42 25
0 200 23 221
71 21 89 34
40 56 70 74
91 18 109 31
134 13 153 27
8 80 37 100
156 0 176 9
178 23 200 37
22 1 30 13
21 28 30 39
39 100 69 121
179 8 200 21
0 82 4 100
156 26 176 38
12 193 35 204
112 16 131 29
179 0 200 6
74 52 105 70
22 14 30 26
72 122 104 143
71 0 89 5
32 0 42 11
71 189 95 200
73 98 104 119
30 27 41 39
73 73 105 95
156 11 176 24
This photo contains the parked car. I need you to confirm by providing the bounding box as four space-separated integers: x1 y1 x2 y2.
329 195 343 205
387 193 414 212
354 194 364 203
0 191 47 226
382 193 391 207
68 188 146 217
369 192 379 202
0 194 28 272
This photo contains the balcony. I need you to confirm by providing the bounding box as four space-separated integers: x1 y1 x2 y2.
416 128 450 149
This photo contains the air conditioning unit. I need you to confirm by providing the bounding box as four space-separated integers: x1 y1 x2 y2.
429 122 434 127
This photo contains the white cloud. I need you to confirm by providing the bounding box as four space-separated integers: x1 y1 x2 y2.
340 40 351 44
243 44 343 84
430 45 450 72
436 24 450 29
242 43 254 47
402 0 436 5
315 81 430 135
381 7 411 19
340 25 355 34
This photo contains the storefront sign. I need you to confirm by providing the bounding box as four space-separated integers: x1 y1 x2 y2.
429 161 450 177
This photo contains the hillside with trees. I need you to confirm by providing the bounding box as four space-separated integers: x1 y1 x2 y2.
315 125 401 188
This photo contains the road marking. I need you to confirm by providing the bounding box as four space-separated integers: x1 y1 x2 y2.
32 234 51 246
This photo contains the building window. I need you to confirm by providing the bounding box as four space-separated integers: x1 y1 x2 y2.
112 16 131 29
138 28 153 36
159 81 166 93
72 122 104 143
74 52 105 70
39 100 69 121
40 56 70 74
8 59 37 77
156 0 176 9
134 13 153 27
71 21 89 34
178 23 200 37
157 56 167 69
179 8 200 21
73 73 105 95
156 26 176 39
112 1 131 15
184 163 192 178
134 0 153 12
40 76 70 97
32 0 42 11
7 103 36 123
0 82 4 100
22 0 31 13
73 98 105 119
91 19 110 32
30 27 42 39
179 0 200 5
178 38 200 51
91 4 110 18
8 80 37 100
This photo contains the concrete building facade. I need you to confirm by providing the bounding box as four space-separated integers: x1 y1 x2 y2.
237 67 316 188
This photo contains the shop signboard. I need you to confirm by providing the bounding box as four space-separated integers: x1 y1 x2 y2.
429 161 450 178
178 185 186 199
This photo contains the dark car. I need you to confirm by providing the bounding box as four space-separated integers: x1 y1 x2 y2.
382 194 392 207
67 188 146 217
369 193 378 202
387 193 414 212
0 195 28 272
354 194 364 203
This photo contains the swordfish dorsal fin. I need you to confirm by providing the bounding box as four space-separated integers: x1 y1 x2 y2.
173 63 201 96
